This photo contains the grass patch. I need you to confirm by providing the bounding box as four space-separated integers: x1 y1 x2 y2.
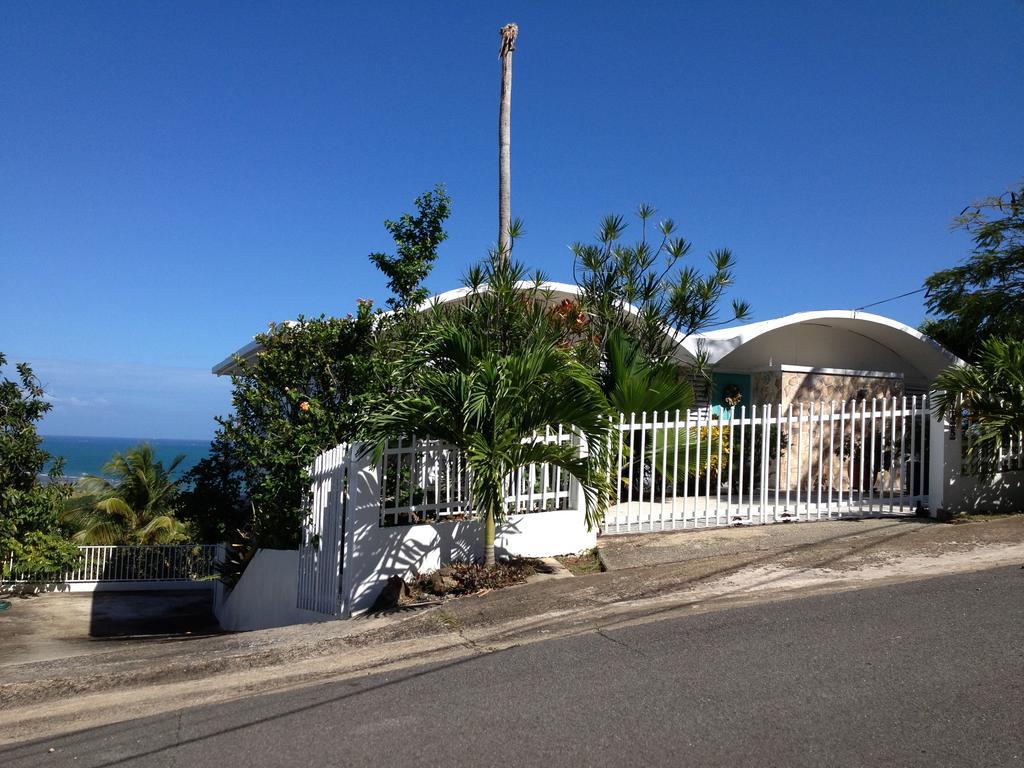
555 548 603 576
435 610 460 630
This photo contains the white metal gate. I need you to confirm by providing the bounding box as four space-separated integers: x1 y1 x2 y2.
297 443 351 614
604 396 931 534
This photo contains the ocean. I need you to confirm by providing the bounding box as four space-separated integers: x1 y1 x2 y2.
41 435 211 481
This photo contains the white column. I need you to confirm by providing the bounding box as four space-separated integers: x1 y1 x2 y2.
340 446 380 618
928 395 954 518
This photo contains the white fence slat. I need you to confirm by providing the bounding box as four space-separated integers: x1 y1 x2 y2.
601 396 933 535
6 545 219 584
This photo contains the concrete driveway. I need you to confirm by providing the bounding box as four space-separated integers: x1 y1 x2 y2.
0 589 219 667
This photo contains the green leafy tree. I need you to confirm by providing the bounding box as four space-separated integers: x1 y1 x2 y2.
178 437 247 545
366 257 611 567
572 205 750 370
182 308 378 549
0 353 79 578
183 186 451 551
368 184 452 311
933 337 1024 476
63 444 188 545
922 182 1024 360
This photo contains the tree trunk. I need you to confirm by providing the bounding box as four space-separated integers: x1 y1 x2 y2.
497 23 517 262
483 505 496 568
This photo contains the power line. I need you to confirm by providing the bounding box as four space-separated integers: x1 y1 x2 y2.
853 287 926 311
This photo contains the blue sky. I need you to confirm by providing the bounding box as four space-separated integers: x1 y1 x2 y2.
2 1 1022 439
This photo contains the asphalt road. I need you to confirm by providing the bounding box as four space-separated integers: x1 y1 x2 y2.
5 567 1023 767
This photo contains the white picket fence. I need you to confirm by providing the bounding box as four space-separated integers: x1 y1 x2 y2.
298 443 350 614
604 396 932 534
378 428 576 527
298 432 585 617
5 544 220 584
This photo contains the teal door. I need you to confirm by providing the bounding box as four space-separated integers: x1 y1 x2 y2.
710 372 752 417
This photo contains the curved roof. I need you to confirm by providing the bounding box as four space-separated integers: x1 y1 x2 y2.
214 281 601 375
686 309 959 385
214 296 957 385
421 281 697 364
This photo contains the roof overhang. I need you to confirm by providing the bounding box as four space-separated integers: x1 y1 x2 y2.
212 281 697 375
684 309 960 384
214 300 958 383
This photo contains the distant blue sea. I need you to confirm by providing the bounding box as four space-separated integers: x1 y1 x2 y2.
41 435 211 481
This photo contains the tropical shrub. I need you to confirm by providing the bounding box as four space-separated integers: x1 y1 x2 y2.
0 353 79 578
181 186 451 551
181 308 378 550
572 204 750 370
365 257 612 566
933 336 1024 476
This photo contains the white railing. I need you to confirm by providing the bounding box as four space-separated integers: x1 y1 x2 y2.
379 437 470 526
960 420 1024 475
5 544 220 583
378 429 577 527
604 396 932 534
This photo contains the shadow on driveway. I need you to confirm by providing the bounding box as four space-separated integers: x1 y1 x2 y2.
0 589 221 667
88 589 220 638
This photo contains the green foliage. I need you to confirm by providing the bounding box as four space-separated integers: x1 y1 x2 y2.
0 353 78 577
603 328 694 416
63 444 189 545
364 255 613 565
368 184 452 311
184 308 378 550
179 437 248 545
923 183 1024 360
933 336 1024 477
4 531 81 579
572 204 750 369
183 187 450 553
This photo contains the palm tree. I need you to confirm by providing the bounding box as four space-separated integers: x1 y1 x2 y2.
63 443 188 545
366 260 610 567
602 328 695 416
497 22 518 260
602 328 717 494
933 336 1024 476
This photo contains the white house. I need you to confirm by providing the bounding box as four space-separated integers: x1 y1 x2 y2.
210 286 1024 631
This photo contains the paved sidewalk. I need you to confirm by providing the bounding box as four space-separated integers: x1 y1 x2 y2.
598 517 948 570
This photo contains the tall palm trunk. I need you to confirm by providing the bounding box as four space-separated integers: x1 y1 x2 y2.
497 23 517 261
482 467 503 567
484 507 496 568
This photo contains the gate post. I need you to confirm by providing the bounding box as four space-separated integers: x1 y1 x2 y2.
338 444 381 618
927 394 955 519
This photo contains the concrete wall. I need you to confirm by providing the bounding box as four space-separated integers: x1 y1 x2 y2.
929 411 1024 515
942 470 1024 514
216 454 598 630
214 549 326 632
